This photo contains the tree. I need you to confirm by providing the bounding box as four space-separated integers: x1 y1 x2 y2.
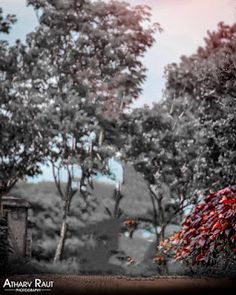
26 0 160 262
0 8 48 201
164 22 236 193
118 103 198 245
157 185 236 272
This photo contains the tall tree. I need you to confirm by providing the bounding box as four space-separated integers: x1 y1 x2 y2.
164 22 236 192
26 0 160 261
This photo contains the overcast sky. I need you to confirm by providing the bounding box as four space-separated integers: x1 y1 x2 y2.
1 0 235 108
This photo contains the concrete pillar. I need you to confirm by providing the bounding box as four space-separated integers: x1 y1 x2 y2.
2 196 31 259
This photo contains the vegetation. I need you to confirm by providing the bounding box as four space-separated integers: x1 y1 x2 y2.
157 185 236 275
0 0 235 277
164 22 236 191
153 22 236 273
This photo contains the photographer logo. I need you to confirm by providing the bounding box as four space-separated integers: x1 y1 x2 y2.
2 278 54 292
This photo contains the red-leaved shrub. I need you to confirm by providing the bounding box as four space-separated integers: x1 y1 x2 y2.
157 185 236 266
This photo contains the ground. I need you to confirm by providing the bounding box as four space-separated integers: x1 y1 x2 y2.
0 275 235 295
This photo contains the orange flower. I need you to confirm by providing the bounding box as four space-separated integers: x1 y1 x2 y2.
126 256 135 265
153 255 165 265
123 218 137 227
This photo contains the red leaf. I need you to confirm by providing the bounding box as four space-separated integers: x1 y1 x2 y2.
222 199 236 205
218 187 231 195
212 222 222 231
195 252 204 262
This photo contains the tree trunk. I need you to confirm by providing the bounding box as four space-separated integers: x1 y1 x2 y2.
53 201 68 263
0 194 3 216
149 189 159 246
160 224 166 241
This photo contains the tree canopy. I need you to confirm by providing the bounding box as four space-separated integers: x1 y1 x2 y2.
164 22 236 192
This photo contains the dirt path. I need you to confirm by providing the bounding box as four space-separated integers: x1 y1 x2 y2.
0 275 235 295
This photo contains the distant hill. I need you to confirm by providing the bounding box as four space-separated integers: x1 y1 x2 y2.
12 164 153 218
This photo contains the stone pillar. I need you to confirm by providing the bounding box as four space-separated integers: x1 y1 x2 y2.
2 196 32 259
0 214 8 266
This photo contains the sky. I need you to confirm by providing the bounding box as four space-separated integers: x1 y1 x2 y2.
1 0 235 182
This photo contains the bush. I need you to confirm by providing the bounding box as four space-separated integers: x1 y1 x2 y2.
157 185 236 271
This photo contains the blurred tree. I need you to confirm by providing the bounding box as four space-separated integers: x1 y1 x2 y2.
26 0 160 261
